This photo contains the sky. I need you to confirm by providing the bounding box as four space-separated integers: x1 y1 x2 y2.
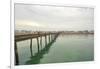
15 4 94 31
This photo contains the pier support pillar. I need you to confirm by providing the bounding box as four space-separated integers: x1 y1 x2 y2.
45 35 47 46
15 42 19 65
30 39 33 57
51 34 53 40
49 34 50 42
40 36 42 49
37 37 40 53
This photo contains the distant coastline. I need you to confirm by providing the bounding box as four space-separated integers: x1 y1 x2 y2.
15 30 94 35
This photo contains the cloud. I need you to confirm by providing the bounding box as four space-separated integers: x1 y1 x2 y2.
15 4 94 31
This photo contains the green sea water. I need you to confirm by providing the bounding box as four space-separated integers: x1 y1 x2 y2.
16 34 94 65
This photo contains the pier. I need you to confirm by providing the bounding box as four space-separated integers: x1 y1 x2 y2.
15 32 60 65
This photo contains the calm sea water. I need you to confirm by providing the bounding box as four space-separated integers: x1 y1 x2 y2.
16 34 94 65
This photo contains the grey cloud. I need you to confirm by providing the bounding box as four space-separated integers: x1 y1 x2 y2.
15 4 94 31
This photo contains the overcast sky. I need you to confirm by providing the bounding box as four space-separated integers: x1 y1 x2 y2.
15 4 94 31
